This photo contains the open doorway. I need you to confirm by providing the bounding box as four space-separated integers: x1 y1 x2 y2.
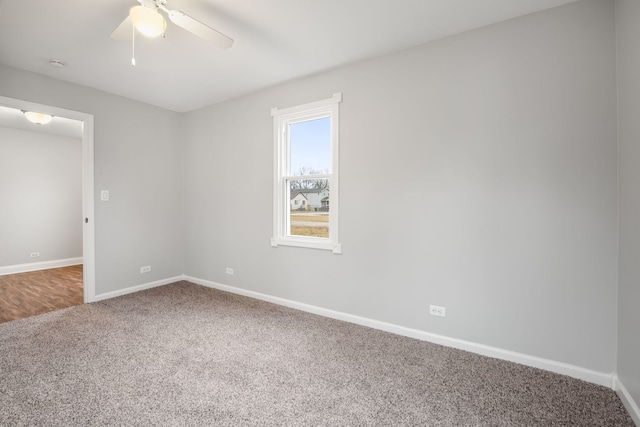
0 96 95 322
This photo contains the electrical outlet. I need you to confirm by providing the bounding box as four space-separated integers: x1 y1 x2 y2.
140 265 151 274
30 252 40 258
226 267 234 275
429 305 446 317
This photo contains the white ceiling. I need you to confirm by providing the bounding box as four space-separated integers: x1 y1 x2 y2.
0 0 578 113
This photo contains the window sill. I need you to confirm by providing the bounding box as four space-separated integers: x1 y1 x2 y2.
271 237 342 254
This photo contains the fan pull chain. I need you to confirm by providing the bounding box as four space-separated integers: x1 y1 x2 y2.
131 25 136 67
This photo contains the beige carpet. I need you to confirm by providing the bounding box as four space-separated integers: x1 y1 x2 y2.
0 281 633 426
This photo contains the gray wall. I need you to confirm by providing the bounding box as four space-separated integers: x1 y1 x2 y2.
0 127 82 266
615 0 640 409
0 64 184 295
183 0 618 373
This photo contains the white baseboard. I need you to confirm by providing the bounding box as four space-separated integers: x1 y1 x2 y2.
184 275 614 388
0 257 83 276
92 275 185 302
614 374 640 425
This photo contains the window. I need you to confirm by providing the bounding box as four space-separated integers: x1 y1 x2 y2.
271 93 342 253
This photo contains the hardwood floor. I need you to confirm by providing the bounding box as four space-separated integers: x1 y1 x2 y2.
0 265 83 324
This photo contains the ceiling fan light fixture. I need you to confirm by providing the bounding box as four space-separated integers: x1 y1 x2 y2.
130 5 166 37
23 111 53 125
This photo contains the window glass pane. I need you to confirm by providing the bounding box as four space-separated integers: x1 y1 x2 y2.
290 117 331 176
289 178 330 238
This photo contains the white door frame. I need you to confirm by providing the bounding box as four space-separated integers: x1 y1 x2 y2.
0 96 96 302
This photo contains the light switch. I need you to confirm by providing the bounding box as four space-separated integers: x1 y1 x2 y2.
101 190 109 201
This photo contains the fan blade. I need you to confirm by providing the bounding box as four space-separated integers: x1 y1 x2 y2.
111 15 133 41
167 10 233 49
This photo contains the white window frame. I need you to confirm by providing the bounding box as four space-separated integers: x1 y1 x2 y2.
271 93 342 254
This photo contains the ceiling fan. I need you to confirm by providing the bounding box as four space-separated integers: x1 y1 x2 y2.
111 0 234 50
